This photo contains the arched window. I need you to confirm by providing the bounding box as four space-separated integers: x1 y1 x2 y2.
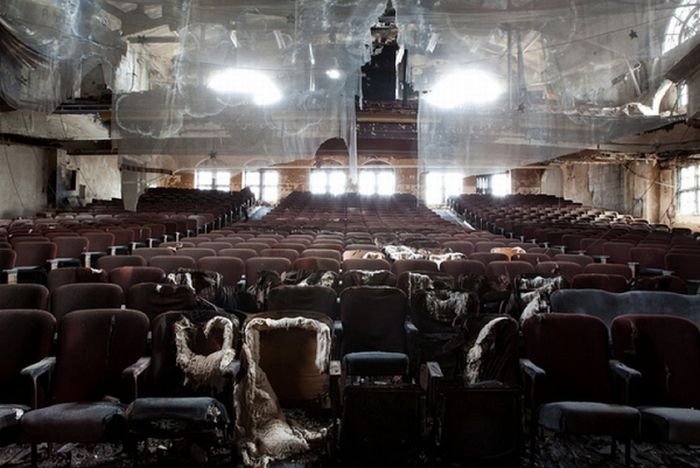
359 161 395 196
663 1 700 54
310 169 347 195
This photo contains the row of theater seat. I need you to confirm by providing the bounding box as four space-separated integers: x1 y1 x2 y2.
1 190 700 465
2 295 699 466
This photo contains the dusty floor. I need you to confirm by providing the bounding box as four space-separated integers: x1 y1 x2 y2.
1 435 699 467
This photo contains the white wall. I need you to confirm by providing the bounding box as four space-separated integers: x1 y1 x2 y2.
67 154 122 203
0 144 47 218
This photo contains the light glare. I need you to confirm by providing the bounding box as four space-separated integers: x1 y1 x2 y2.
325 69 342 80
207 68 281 105
425 70 503 108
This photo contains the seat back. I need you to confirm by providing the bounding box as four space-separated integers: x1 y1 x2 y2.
96 255 147 272
218 248 259 262
572 273 628 293
14 242 56 267
0 284 49 310
612 314 700 408
245 257 292 286
51 283 124 320
109 266 166 293
84 232 115 252
535 261 583 283
439 259 486 277
148 311 239 396
244 311 333 406
0 248 16 269
300 249 342 262
583 263 633 280
292 257 341 272
47 267 108 293
391 259 438 276
522 313 614 403
342 258 391 272
133 247 174 264
0 310 55 405
175 248 217 262
340 286 408 356
485 261 535 281
51 309 149 403
149 255 197 273
197 256 245 286
53 237 88 259
126 283 197 321
267 285 338 318
260 248 299 263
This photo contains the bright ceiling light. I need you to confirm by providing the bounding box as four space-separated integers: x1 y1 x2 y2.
207 68 281 106
325 68 342 80
425 69 503 108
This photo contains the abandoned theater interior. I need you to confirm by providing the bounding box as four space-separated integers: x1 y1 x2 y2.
3 0 700 466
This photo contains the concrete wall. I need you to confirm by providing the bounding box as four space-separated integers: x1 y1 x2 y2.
66 154 122 203
541 167 563 197
0 143 48 218
510 169 542 194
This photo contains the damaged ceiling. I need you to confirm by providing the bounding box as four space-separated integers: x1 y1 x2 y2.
0 0 699 174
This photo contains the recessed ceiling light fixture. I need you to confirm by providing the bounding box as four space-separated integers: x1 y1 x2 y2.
425 69 503 108
207 68 281 106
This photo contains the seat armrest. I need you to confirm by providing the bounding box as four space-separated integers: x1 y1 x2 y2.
520 358 546 409
404 321 419 374
2 268 18 284
610 359 641 404
420 361 443 391
332 320 343 360
520 358 546 381
222 359 241 380
610 360 641 381
122 357 151 400
21 357 56 408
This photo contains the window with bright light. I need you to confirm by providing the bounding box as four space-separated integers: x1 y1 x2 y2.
359 169 395 196
425 171 463 206
678 164 700 215
245 170 279 202
310 169 347 195
196 170 230 191
476 172 511 196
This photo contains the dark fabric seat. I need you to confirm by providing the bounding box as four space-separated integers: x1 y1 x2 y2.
126 283 197 321
640 407 700 444
551 289 700 327
540 401 639 435
342 352 408 376
267 285 337 317
126 397 228 438
110 266 166 293
51 283 124 320
96 255 147 273
611 314 700 445
20 308 149 457
0 404 28 436
21 402 126 443
0 309 55 444
47 267 108 293
522 313 640 465
0 284 50 310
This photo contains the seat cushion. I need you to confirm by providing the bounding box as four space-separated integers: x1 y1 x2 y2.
21 402 126 443
343 352 409 377
539 401 640 437
0 405 28 431
640 407 700 444
126 397 229 437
